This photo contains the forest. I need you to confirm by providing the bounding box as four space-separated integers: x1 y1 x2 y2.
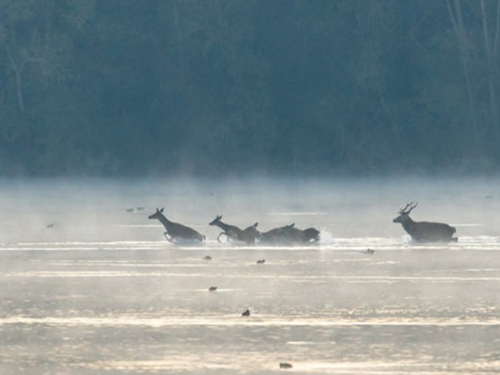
2 0 500 176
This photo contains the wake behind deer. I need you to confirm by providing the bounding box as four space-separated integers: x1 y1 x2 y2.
393 202 457 242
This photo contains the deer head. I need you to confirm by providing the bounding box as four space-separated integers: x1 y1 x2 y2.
393 202 418 223
209 215 223 226
303 228 320 242
244 222 261 238
148 207 164 220
244 222 259 231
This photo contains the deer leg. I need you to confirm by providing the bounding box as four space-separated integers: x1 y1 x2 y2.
217 232 227 243
164 232 174 243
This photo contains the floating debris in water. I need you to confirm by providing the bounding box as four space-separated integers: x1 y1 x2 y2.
366 248 375 254
125 208 134 213
242 309 250 317
46 224 54 228
204 255 212 261
136 207 145 211
257 259 265 264
279 363 293 369
209 286 217 292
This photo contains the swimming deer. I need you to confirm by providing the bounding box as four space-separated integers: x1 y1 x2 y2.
302 227 320 242
260 224 320 244
242 222 260 243
259 223 295 243
209 215 258 244
393 202 457 242
148 208 205 243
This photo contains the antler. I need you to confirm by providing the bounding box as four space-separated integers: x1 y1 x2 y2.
399 202 418 214
399 202 411 213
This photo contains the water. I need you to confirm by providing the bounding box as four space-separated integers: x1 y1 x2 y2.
1 177 500 374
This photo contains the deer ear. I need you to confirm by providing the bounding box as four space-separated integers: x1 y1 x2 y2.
218 215 222 220
160 208 164 213
254 222 258 227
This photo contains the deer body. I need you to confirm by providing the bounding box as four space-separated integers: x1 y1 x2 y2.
209 216 259 244
260 224 295 243
393 203 457 242
260 224 320 244
242 223 260 243
149 208 205 243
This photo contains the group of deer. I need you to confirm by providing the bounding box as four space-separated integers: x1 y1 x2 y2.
148 209 320 245
148 202 457 245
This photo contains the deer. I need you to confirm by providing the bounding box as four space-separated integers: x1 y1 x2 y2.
209 215 259 244
242 222 260 242
302 227 321 242
260 223 320 244
148 208 205 244
393 202 457 242
259 223 294 243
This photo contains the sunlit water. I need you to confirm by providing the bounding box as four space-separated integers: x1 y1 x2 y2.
2 177 500 374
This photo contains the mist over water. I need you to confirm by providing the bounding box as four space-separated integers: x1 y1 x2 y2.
2 177 500 374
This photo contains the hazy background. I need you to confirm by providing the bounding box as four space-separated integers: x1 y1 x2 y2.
2 0 500 177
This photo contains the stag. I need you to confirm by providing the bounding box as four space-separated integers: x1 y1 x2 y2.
393 202 457 242
209 215 259 244
148 208 205 244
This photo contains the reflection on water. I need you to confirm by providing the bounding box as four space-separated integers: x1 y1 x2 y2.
4 316 500 327
2 178 500 374
3 240 500 374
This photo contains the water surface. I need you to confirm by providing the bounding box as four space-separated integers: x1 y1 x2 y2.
1 178 500 374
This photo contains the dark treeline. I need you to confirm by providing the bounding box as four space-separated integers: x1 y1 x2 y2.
2 0 500 176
